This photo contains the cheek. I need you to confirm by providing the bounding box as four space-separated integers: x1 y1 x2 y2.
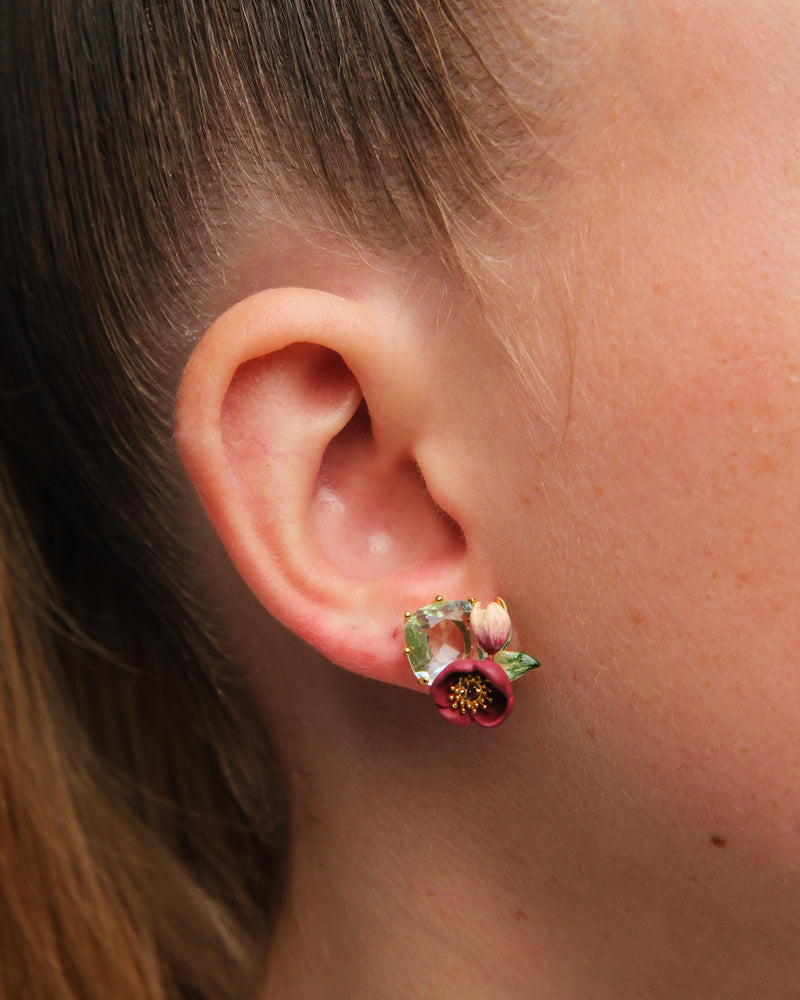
567 337 800 803
577 301 800 645
494 263 800 935
472 0 800 959
495 156 800 874
566 159 800 705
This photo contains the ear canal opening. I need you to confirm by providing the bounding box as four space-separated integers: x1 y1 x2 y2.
310 397 465 582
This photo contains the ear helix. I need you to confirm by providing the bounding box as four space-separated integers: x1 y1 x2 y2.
404 597 540 727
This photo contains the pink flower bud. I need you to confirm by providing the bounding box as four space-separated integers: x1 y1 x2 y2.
470 599 511 654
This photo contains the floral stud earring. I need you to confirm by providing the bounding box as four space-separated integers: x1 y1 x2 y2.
404 597 540 727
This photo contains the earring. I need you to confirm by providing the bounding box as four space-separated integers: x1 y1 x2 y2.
404 597 540 728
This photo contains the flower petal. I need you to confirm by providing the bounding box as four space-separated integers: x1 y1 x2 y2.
428 657 514 727
472 657 513 700
436 705 475 727
429 659 474 709
473 690 514 727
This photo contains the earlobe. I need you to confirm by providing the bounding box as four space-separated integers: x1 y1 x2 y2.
175 287 475 688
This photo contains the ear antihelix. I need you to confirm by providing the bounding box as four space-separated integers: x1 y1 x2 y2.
220 343 363 602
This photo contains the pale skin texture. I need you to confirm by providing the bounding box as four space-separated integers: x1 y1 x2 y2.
176 2 800 997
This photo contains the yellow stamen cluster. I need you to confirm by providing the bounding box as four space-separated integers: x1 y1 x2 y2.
449 674 493 716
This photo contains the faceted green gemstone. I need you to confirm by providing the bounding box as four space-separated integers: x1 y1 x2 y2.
404 600 475 685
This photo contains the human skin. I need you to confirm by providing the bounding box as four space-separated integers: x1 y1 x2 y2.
482 0 800 993
182 2 800 997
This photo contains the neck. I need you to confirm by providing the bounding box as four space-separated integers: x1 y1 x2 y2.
257 690 569 999
251 647 798 1000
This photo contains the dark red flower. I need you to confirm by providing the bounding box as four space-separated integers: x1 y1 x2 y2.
429 658 514 728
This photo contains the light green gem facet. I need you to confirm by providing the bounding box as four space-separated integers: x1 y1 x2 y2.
404 600 475 685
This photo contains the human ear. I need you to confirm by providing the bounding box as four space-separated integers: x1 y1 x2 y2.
175 287 483 688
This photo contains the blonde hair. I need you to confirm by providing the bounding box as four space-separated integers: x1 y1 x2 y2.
0 2 557 996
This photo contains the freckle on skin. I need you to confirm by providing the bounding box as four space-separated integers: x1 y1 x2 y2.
710 836 727 848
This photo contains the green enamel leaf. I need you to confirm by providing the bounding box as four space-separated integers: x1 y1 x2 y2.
496 650 541 682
